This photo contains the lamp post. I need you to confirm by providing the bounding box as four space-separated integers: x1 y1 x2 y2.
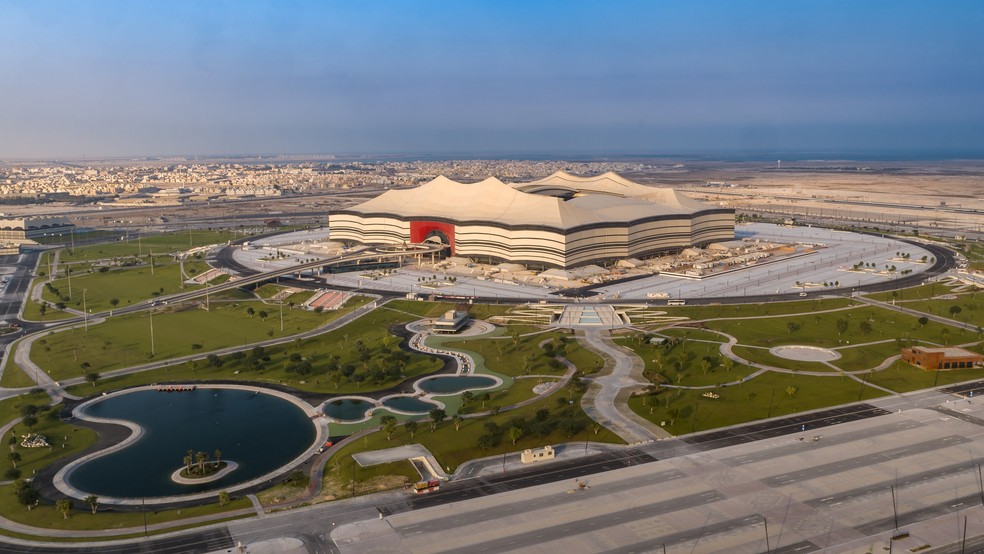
149 309 156 356
82 289 88 332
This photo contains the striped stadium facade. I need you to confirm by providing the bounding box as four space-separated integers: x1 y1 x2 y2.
329 171 734 269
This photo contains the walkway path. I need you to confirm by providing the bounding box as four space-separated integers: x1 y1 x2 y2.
578 329 671 442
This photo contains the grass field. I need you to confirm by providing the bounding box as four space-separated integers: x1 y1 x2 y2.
442 329 600 378
63 299 445 396
22 300 336 383
58 230 238 263
615 336 754 387
664 297 855 321
39 259 212 314
629 370 886 435
322 385 623 498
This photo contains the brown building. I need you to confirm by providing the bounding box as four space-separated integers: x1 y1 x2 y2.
901 346 983 370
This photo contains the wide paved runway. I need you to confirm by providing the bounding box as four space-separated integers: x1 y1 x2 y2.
332 399 984 553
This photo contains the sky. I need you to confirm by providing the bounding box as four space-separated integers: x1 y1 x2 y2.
1 0 983 159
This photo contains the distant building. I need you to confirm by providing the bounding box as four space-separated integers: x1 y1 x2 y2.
330 171 735 269
428 310 470 334
0 216 74 245
901 346 983 370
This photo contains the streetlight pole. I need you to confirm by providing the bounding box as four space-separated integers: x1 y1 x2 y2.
149 309 156 356
279 300 284 332
82 289 88 332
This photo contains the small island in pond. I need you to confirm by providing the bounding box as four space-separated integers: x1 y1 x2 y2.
172 449 239 485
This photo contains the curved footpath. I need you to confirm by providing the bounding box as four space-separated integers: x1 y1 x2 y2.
578 329 672 442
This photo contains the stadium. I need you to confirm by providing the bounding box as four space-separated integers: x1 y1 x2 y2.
329 171 735 269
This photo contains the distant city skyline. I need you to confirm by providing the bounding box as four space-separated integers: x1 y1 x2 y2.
1 0 982 159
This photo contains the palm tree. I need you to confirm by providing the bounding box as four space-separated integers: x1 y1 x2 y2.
429 408 446 431
184 450 193 472
8 452 21 469
214 449 222 468
84 495 99 514
381 416 397 441
508 426 523 445
56 498 73 520
405 420 418 438
86 372 100 387
195 451 208 473
452 415 463 431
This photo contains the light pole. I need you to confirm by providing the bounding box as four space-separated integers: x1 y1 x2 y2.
279 300 284 332
82 289 88 332
149 309 156 356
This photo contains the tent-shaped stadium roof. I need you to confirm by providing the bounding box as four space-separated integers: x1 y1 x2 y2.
343 172 714 229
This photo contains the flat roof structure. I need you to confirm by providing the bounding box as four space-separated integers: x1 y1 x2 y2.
329 172 734 269
428 310 470 334
901 346 983 370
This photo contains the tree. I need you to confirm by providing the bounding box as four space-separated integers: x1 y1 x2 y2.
381 415 398 441
836 319 849 335
405 420 418 438
8 452 21 469
4 468 20 480
21 416 37 430
15 480 39 511
109 298 119 314
452 415 463 431
196 451 208 473
246 307 255 318
56 498 73 520
19 404 38 419
6 436 16 452
191 343 203 352
85 372 100 387
949 305 963 318
476 435 496 450
184 451 193 472
859 321 873 335
785 386 798 398
80 361 91 374
428 408 447 431
508 426 524 445
918 316 929 327
84 495 99 514
258 310 268 320
218 491 230 507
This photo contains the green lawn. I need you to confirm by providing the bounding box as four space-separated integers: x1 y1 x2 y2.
865 360 984 393
57 230 238 263
0 487 251 534
730 345 839 373
629 370 886 435
65 300 443 396
40 260 211 314
443 329 598 378
323 384 623 498
655 327 728 343
903 296 984 330
865 282 954 302
4 404 99 478
24 300 335 383
665 297 855 321
614 336 754 387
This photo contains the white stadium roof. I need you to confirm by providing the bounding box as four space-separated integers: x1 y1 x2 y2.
345 171 713 229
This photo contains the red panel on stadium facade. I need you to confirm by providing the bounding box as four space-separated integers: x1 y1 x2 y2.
409 221 455 255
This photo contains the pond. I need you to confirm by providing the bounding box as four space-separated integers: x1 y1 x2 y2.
381 396 439 414
323 398 375 421
418 375 497 394
67 388 316 498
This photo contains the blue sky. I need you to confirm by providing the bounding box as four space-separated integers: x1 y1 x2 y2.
1 1 982 158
